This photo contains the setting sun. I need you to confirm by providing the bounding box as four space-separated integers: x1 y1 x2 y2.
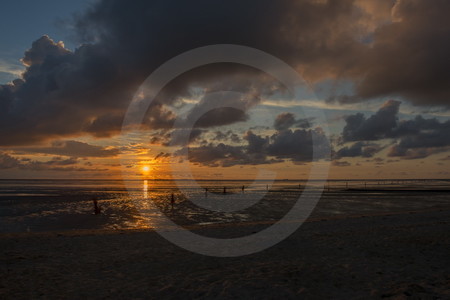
141 165 150 173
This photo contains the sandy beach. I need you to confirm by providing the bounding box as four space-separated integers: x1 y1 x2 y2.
1 209 449 299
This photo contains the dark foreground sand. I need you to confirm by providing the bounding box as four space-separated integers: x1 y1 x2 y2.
1 210 450 299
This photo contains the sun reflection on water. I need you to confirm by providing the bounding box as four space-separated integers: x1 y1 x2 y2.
143 179 148 199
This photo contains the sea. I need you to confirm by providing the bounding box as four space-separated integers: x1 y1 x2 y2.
1 179 450 233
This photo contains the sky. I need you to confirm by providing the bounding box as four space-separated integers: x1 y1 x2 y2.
1 0 450 180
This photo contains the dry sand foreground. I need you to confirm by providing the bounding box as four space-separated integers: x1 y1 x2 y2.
1 210 450 299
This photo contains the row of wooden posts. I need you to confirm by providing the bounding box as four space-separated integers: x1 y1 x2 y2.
168 179 437 199
181 180 401 196
202 185 271 197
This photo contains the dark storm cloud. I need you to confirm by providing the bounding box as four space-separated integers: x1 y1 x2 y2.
244 131 269 154
267 128 331 163
340 100 450 159
0 36 137 145
1 0 450 147
84 113 126 138
347 0 450 106
342 100 400 142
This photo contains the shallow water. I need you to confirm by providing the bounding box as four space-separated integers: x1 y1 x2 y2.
1 179 450 233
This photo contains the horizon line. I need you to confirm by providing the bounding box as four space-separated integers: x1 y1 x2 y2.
0 178 449 181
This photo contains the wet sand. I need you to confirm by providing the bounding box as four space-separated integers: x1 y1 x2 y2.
1 209 450 299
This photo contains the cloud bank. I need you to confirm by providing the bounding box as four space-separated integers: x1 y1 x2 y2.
338 100 450 160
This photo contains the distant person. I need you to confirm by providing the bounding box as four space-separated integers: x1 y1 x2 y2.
242 185 245 193
92 197 102 215
171 193 175 210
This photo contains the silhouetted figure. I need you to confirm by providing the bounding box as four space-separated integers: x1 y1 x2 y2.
92 197 102 215
266 184 269 191
170 193 175 210
205 188 208 197
242 185 245 193
223 187 227 194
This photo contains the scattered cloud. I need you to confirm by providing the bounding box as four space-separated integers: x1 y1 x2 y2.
174 113 330 167
335 141 383 159
273 113 314 131
332 160 351 167
15 140 120 157
0 152 21 169
212 130 241 144
0 151 106 172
